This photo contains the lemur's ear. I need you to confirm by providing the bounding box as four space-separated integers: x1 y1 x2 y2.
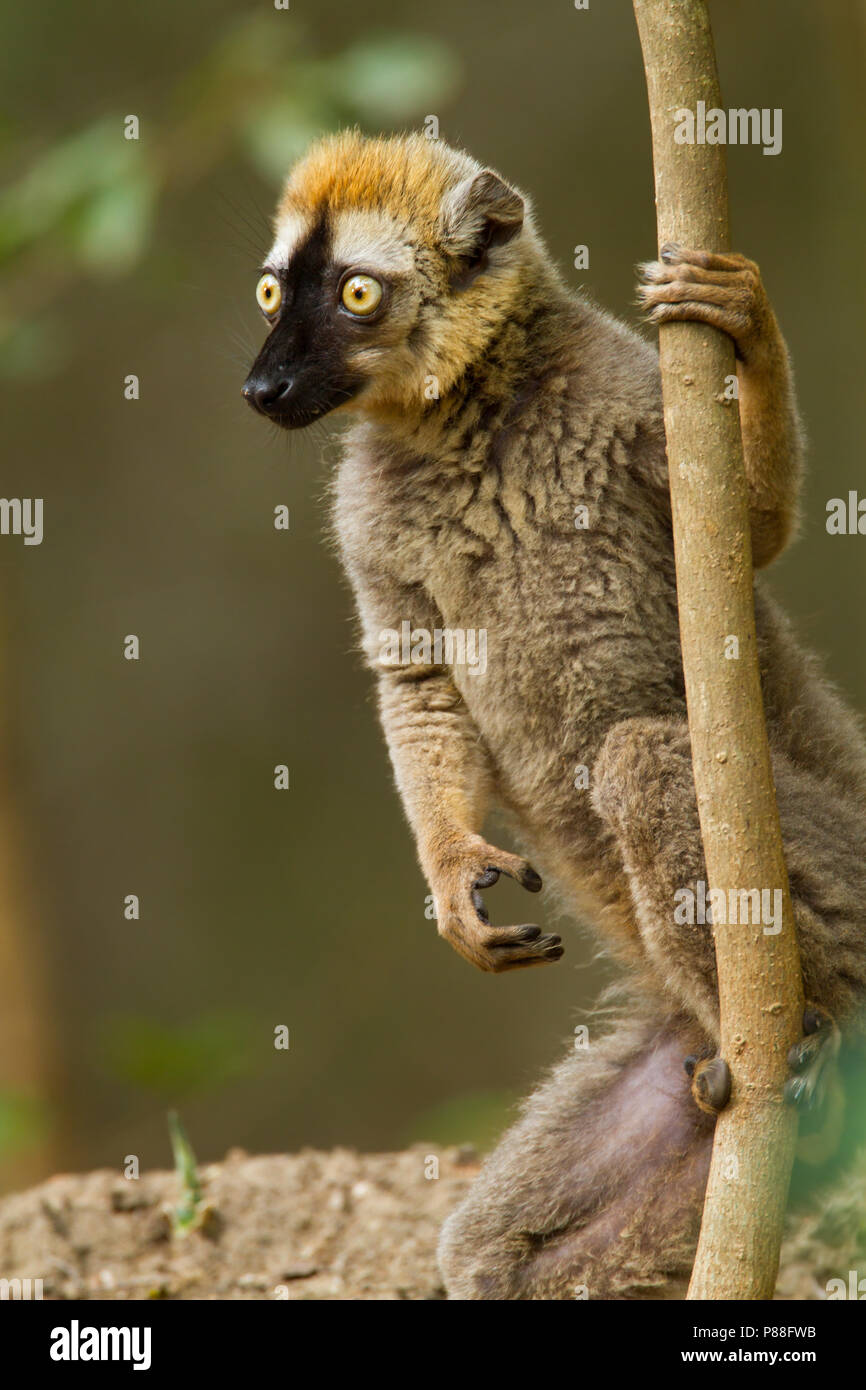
441 169 524 265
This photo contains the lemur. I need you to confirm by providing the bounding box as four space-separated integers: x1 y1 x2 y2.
243 131 866 1299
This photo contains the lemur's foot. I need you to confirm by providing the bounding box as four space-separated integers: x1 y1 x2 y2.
684 1053 731 1117
431 835 563 973
785 1006 841 1110
637 245 775 366
786 1007 845 1165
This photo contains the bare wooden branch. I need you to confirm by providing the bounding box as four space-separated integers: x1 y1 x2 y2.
632 0 804 1299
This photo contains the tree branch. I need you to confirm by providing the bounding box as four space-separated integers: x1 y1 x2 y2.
632 0 804 1299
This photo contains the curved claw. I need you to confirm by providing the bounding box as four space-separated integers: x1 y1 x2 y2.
471 889 490 924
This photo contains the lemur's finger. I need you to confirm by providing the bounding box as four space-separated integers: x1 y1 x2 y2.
659 244 759 275
480 850 542 892
642 301 754 343
471 889 490 924
485 928 564 971
487 923 543 946
640 282 745 309
639 261 756 290
518 865 543 892
441 906 563 972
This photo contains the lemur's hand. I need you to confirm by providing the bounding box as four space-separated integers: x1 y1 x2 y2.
426 833 561 973
637 244 779 368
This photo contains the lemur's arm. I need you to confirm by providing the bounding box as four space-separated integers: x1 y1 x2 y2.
347 560 561 972
639 246 805 568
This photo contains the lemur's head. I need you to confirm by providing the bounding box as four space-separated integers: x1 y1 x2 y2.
243 131 537 428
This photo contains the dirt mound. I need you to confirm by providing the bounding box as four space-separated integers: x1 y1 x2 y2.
0 1145 476 1300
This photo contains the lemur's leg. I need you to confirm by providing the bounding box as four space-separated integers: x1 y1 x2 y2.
438 1009 715 1300
591 720 718 1041
591 718 866 1114
638 245 805 568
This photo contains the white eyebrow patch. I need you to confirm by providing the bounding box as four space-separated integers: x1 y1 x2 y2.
331 209 415 275
265 212 310 270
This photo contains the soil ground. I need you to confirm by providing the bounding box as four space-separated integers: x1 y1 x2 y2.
1 1143 862 1300
0 1145 476 1301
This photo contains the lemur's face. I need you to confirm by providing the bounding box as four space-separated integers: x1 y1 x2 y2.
242 135 526 429
243 206 427 429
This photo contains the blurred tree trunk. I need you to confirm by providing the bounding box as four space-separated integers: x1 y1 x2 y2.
0 607 55 1192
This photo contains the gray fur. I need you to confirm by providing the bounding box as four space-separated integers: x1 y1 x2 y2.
251 135 866 1298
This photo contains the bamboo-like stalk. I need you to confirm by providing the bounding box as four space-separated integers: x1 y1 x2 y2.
632 0 803 1299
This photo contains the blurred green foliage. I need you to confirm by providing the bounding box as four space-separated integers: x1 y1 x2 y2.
406 1089 519 1153
101 1011 260 1096
0 1090 48 1158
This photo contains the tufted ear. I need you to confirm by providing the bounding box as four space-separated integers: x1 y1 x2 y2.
440 169 525 266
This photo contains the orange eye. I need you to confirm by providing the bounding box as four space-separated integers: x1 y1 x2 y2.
341 273 382 316
256 273 282 315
